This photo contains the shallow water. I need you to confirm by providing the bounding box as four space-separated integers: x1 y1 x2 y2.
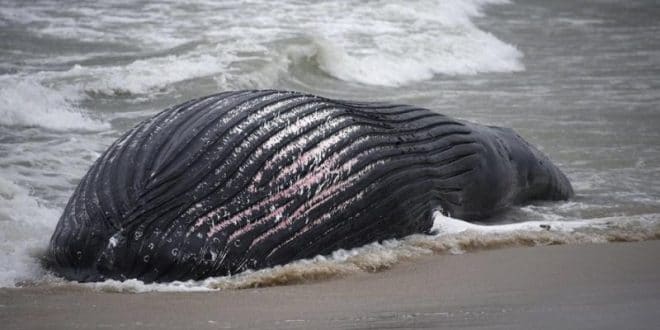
0 0 659 290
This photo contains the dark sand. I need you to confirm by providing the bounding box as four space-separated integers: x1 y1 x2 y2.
2 241 659 329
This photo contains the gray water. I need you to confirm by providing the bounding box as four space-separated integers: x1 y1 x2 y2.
0 0 659 290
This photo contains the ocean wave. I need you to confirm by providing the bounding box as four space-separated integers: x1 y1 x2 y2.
224 0 526 87
313 34 522 87
0 78 109 131
2 0 523 90
0 2 190 48
274 37 521 88
70 53 235 97
290 0 523 86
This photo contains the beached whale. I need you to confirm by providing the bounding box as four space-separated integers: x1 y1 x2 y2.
46 90 573 282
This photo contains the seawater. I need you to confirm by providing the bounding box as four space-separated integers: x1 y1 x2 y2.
0 0 659 291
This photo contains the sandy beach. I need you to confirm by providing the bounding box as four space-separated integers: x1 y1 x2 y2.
2 240 659 329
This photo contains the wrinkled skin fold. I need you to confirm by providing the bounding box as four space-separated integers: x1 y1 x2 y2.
46 90 573 282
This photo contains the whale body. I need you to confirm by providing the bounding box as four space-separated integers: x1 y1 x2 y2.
47 90 573 282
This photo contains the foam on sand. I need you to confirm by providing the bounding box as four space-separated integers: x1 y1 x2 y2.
45 212 658 293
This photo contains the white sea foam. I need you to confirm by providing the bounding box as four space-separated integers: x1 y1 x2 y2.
0 78 109 131
68 53 235 96
0 177 58 287
306 1 524 86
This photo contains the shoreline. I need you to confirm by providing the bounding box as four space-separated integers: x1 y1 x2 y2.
2 240 659 329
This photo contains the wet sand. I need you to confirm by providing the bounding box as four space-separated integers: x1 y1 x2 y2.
2 240 659 329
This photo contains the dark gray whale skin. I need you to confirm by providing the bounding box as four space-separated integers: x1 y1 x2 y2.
46 90 573 282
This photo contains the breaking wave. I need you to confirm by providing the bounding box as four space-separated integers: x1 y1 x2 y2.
0 78 109 131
